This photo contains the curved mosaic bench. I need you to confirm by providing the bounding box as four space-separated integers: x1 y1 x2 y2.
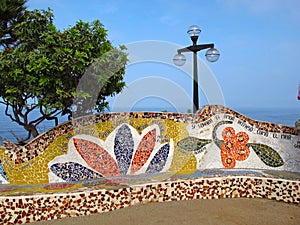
0 175 299 224
0 105 299 224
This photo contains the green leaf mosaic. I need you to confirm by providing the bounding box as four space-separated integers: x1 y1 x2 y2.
177 137 211 153
247 143 284 167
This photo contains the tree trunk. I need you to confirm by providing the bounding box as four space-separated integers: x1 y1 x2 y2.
24 124 39 138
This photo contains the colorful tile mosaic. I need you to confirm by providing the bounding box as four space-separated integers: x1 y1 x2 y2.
114 124 134 175
130 128 157 174
0 105 299 185
73 138 121 177
0 105 299 224
50 162 103 182
146 143 170 174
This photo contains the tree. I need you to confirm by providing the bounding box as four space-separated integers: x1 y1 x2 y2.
0 0 27 48
0 8 127 144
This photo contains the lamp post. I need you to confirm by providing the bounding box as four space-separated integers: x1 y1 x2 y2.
173 25 220 113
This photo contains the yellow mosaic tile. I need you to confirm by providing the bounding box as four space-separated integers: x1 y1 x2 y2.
163 119 189 144
2 131 77 184
169 150 197 175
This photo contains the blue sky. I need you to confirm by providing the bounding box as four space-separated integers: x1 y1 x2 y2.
27 0 300 112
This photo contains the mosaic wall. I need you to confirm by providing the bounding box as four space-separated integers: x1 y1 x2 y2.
0 105 299 185
0 105 299 224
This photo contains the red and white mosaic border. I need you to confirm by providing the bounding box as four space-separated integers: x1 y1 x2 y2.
0 176 299 225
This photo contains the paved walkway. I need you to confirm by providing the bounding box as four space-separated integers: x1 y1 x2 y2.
31 198 299 225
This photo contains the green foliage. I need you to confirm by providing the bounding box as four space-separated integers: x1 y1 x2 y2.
0 0 27 48
0 7 127 143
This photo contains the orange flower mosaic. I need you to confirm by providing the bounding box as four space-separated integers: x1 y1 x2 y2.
220 127 250 168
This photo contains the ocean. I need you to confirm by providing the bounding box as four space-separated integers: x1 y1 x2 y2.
0 107 299 145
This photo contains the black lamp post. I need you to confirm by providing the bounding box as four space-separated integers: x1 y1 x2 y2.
173 25 220 113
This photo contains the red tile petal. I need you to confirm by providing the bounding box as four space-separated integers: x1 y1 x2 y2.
130 129 156 174
73 138 120 177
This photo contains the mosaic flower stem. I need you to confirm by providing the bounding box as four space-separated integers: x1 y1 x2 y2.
212 121 233 148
